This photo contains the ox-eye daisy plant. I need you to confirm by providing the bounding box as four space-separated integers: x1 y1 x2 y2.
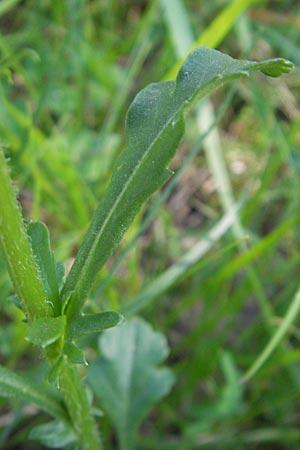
0 47 293 450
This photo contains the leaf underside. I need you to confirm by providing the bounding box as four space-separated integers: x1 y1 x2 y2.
62 46 293 319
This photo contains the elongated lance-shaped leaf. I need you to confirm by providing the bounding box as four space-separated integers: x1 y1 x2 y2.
67 311 124 340
62 46 293 319
0 365 68 421
27 222 61 316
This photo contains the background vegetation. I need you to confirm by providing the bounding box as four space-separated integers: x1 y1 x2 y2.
0 0 299 448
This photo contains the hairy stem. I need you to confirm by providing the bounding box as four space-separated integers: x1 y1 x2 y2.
0 147 52 320
59 359 102 450
0 147 102 450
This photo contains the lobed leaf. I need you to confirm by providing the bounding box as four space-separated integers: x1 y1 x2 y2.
62 47 293 319
88 317 175 450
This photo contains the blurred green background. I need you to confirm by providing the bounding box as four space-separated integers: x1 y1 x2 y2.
0 0 300 448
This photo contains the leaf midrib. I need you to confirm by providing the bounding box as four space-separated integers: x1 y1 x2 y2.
69 72 237 300
64 56 279 309
65 87 180 304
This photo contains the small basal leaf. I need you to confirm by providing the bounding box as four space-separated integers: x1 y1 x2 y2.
27 222 60 315
6 294 24 312
64 342 87 365
68 311 124 340
0 365 67 421
87 317 175 449
55 261 65 291
29 419 77 449
26 316 66 348
48 356 64 387
61 46 293 321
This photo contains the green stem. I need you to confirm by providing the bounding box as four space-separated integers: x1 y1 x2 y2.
119 432 135 450
0 147 102 450
59 359 102 450
0 147 52 320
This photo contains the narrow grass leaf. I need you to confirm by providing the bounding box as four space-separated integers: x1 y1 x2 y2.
240 288 300 383
241 284 300 383
123 207 238 316
185 352 244 436
216 216 298 283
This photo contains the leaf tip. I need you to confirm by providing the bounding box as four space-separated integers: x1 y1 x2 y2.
260 58 294 78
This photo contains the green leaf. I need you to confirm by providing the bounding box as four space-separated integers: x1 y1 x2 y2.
63 312 123 365
56 261 65 291
123 207 237 315
63 342 87 365
185 352 244 436
26 316 66 348
61 46 293 320
0 47 39 73
27 222 60 315
48 356 64 387
88 317 175 450
6 294 24 312
68 311 124 340
29 420 77 449
0 365 67 421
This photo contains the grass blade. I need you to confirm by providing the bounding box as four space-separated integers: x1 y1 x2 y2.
241 284 300 383
123 206 239 316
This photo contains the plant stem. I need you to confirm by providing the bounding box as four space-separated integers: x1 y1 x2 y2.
0 146 52 321
59 359 102 450
0 147 102 450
